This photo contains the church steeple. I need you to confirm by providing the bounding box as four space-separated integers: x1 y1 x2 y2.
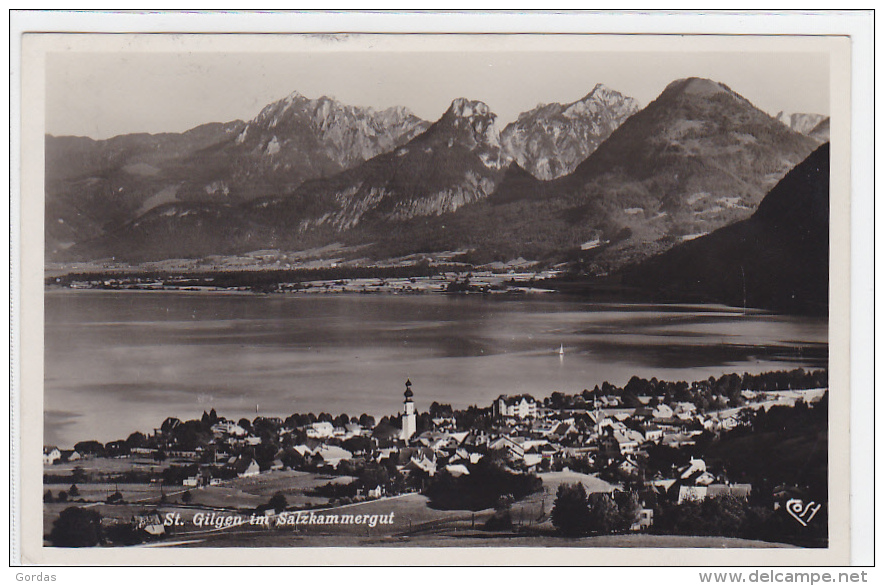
401 378 416 440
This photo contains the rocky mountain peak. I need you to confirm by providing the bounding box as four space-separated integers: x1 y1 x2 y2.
446 98 494 119
584 82 629 102
283 89 306 103
229 90 428 172
434 98 503 164
563 84 640 119
775 111 829 136
500 84 640 180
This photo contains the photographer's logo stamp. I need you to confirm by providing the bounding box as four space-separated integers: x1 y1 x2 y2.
785 498 822 527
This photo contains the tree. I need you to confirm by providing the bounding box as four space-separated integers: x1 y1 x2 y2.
342 435 371 455
105 440 131 458
358 463 391 492
57 491 68 503
617 492 642 531
268 491 288 513
49 506 104 547
484 505 513 531
126 431 147 449
702 494 747 537
587 493 620 534
74 440 105 457
68 484 80 498
43 490 53 503
551 482 590 537
181 490 192 504
71 466 87 483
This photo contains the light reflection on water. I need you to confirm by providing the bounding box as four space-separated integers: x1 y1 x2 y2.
44 290 827 445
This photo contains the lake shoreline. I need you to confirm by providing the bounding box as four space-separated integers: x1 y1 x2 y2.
43 291 828 447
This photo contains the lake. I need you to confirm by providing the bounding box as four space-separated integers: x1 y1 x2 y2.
44 290 828 446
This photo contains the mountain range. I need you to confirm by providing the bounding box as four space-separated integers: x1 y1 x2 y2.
49 78 825 277
356 78 821 270
46 92 429 256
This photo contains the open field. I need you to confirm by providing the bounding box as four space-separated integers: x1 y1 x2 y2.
539 470 619 494
45 456 172 475
183 470 357 509
43 466 801 549
42 468 628 545
44 482 165 505
229 470 355 497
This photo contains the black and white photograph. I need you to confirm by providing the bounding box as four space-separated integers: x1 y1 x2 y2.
12 15 868 567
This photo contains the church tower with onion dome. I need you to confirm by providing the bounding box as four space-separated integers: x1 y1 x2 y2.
401 379 416 441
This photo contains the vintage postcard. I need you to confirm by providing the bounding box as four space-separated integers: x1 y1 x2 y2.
13 13 863 566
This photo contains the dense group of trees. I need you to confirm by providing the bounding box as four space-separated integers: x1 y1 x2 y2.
49 506 174 547
654 494 757 538
550 483 641 537
424 458 542 511
540 369 826 413
703 393 828 506
49 507 104 547
308 459 422 503
652 494 827 547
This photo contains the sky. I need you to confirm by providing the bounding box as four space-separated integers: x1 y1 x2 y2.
45 43 831 139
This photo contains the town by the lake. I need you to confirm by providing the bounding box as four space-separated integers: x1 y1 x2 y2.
44 365 828 548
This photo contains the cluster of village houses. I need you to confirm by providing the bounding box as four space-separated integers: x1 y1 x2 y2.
62 268 563 296
44 382 825 531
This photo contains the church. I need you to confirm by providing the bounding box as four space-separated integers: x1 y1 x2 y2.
400 379 417 441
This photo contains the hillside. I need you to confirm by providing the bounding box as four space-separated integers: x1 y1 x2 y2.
619 142 829 315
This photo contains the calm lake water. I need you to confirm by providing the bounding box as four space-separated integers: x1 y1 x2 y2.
44 290 828 446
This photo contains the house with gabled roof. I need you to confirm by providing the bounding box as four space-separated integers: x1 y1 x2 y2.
233 458 260 478
493 394 538 419
307 421 335 438
316 445 353 468
43 446 61 465
489 435 526 461
652 404 675 420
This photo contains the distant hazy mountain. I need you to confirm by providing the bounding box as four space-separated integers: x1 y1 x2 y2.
45 121 245 256
775 111 828 137
620 142 829 315
45 92 428 258
500 84 640 180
